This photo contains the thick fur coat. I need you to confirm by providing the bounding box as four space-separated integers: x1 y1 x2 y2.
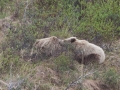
30 36 64 59
63 37 105 64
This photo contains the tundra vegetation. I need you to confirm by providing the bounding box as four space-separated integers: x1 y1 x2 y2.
0 0 120 90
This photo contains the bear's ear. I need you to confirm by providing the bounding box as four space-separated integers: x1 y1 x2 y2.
71 38 76 43
52 36 57 41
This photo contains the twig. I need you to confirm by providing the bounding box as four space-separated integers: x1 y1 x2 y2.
0 80 8 86
81 50 85 76
0 87 3 90
23 0 33 20
23 0 29 20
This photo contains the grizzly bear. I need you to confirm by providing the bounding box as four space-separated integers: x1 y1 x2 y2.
30 36 64 60
62 37 105 65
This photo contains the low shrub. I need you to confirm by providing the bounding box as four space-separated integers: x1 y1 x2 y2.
103 68 120 89
54 53 73 72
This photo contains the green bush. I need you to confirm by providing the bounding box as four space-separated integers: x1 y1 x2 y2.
0 47 21 73
103 68 120 89
0 0 9 12
73 0 120 43
54 54 72 72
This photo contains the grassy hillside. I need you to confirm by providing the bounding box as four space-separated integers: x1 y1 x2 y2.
0 0 120 90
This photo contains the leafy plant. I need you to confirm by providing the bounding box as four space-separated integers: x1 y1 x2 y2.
54 54 72 72
73 0 120 43
103 68 120 89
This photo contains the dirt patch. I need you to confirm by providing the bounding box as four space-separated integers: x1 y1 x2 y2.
83 79 111 90
35 66 61 85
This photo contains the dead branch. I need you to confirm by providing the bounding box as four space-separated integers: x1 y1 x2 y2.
0 80 8 86
23 0 33 20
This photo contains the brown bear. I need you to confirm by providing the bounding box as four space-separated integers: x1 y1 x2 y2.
30 36 64 60
62 37 105 65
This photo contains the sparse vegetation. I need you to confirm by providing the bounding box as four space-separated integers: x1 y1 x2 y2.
54 53 73 72
0 0 120 90
103 68 120 89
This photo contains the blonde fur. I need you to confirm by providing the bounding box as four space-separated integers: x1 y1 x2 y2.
63 37 105 64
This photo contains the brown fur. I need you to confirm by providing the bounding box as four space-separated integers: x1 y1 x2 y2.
30 36 64 60
74 54 99 65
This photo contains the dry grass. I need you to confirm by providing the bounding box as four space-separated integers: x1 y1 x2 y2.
83 79 110 90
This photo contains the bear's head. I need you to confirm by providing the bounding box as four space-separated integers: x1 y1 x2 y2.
50 36 58 41
64 37 77 43
50 36 64 45
59 37 77 50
